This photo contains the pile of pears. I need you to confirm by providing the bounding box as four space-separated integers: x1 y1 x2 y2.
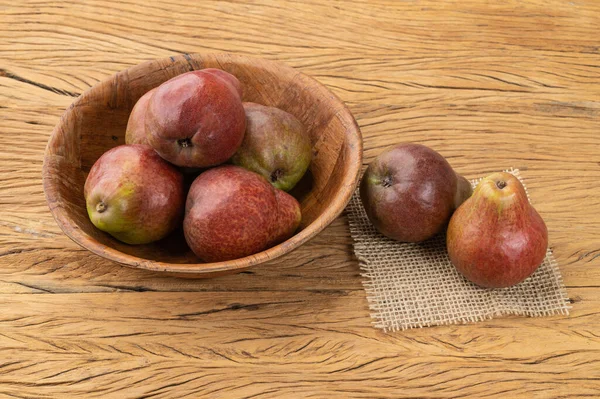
85 68 312 262
360 143 548 288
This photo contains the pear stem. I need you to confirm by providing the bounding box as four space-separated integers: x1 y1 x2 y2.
96 202 107 213
496 180 507 189
382 176 392 188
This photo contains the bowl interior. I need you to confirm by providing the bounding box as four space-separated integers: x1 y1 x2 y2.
43 53 362 274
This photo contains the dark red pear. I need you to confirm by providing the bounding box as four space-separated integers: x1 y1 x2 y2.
360 143 472 242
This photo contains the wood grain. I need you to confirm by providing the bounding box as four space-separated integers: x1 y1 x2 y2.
1 0 599 397
0 291 599 398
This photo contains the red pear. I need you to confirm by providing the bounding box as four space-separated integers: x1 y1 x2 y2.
125 88 156 146
145 69 246 168
270 190 302 246
183 165 279 262
360 143 472 242
447 172 548 288
84 144 185 244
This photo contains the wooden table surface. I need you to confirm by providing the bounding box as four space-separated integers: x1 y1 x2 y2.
1 1 599 397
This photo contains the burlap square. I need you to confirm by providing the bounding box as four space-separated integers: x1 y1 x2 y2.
347 168 570 331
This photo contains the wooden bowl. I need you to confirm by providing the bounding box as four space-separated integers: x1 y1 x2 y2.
43 53 362 277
